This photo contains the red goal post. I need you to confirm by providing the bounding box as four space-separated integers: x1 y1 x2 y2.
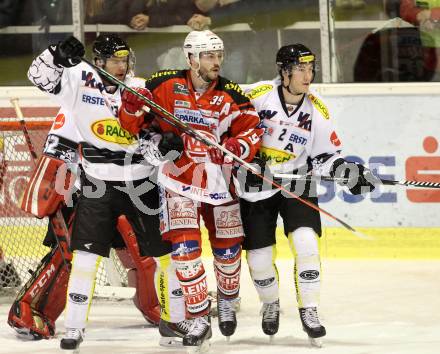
0 90 129 297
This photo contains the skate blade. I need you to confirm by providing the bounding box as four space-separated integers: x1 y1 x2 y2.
225 336 231 343
159 336 183 347
186 339 211 353
309 337 323 348
268 335 275 344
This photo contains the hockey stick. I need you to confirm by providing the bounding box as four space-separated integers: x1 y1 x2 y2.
273 173 440 189
82 59 361 235
10 98 71 267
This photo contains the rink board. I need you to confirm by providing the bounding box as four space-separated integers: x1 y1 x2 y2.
2 225 440 260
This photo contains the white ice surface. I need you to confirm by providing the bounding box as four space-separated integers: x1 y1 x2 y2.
1 259 439 354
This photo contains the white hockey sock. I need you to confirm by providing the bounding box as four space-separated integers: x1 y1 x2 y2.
64 250 101 329
154 254 185 323
288 227 321 308
246 245 279 303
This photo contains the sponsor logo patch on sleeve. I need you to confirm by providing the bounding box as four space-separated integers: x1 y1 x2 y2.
247 84 273 99
308 94 330 120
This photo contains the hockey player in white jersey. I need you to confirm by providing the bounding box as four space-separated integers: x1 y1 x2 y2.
27 34 188 351
240 44 379 346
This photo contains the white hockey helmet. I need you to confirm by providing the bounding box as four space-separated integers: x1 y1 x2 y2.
183 30 224 66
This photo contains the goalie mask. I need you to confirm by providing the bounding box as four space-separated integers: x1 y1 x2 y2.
93 34 135 77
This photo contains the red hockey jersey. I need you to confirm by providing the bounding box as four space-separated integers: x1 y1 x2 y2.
120 70 263 204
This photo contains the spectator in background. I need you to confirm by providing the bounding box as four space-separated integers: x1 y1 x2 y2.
0 0 22 28
400 0 440 80
3 0 72 54
128 0 216 30
127 1 218 73
85 0 145 25
353 0 426 82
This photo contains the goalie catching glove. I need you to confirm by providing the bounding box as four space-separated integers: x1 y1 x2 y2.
330 158 379 195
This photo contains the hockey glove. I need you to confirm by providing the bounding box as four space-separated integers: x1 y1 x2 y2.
244 156 272 188
330 158 379 195
158 132 184 161
49 36 85 68
208 137 241 164
121 87 153 115
139 131 183 166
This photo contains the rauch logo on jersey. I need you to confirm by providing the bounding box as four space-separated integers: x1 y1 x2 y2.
247 84 273 99
259 146 295 165
308 94 330 119
91 119 136 145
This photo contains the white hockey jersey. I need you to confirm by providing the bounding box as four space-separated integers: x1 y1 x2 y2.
241 79 343 202
28 49 153 181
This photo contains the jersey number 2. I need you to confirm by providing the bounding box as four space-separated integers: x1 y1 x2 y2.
278 128 287 141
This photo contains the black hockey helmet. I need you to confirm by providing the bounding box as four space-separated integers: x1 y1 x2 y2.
276 44 315 72
92 33 135 77
93 33 130 59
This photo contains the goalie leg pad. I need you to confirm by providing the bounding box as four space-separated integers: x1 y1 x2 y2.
21 154 75 218
116 216 160 325
7 246 71 339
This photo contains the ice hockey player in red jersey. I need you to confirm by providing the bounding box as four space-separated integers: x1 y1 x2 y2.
119 30 264 350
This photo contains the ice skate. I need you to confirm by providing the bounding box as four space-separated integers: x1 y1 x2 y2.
260 299 280 341
60 328 84 353
183 315 212 353
159 318 193 347
299 307 326 347
217 296 238 340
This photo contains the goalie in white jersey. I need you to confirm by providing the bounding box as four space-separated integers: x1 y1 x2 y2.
27 34 187 351
240 44 379 346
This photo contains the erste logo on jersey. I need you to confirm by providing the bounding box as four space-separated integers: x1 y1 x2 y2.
52 113 65 130
330 131 341 146
82 94 105 106
247 84 273 99
91 119 136 145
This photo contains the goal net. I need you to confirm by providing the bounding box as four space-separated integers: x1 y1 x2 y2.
0 103 129 298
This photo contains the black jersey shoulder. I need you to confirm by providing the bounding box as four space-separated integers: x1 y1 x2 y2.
145 69 186 90
216 76 251 105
